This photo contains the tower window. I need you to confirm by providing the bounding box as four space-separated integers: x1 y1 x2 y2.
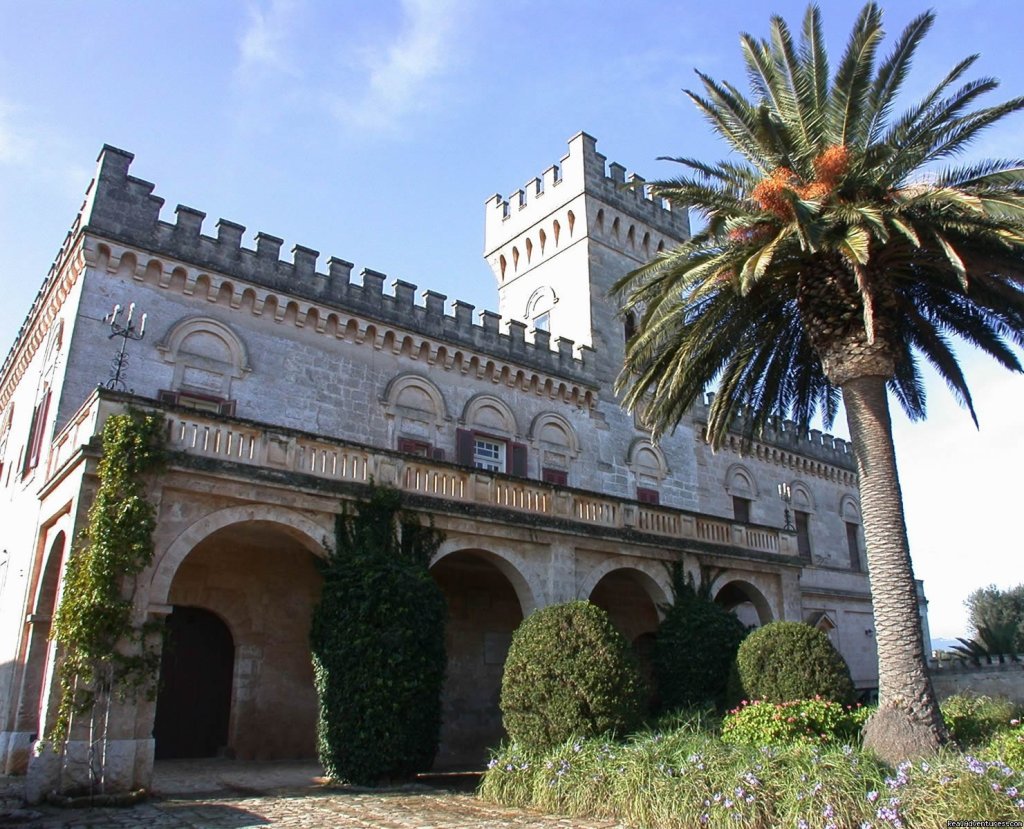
846 522 862 571
795 510 812 560
534 312 550 332
732 496 751 523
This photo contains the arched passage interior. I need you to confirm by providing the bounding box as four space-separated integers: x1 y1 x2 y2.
157 520 323 761
588 568 663 699
430 550 526 769
714 580 773 628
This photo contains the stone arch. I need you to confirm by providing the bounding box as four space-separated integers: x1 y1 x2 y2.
839 493 861 522
790 480 815 512
626 439 668 490
578 559 669 610
725 463 758 499
157 316 251 400
431 542 537 616
5 527 69 772
462 393 518 438
150 505 330 608
714 578 774 627
529 411 580 454
155 507 327 762
525 285 558 323
430 543 535 767
382 373 450 454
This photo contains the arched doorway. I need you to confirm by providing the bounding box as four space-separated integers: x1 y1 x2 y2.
4 531 66 773
155 519 323 761
714 580 774 628
430 550 528 769
154 606 233 759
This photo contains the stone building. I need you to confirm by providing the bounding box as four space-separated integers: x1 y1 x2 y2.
0 132 918 796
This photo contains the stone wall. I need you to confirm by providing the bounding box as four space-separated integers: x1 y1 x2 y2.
930 660 1024 705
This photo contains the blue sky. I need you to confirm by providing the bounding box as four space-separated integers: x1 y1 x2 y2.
2 1 1022 640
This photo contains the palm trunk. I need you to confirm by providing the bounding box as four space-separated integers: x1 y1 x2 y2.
842 374 947 761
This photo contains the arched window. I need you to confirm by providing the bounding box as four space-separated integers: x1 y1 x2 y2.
627 439 668 505
457 395 525 476
382 374 449 459
525 286 558 335
725 463 758 522
158 317 251 414
529 412 580 486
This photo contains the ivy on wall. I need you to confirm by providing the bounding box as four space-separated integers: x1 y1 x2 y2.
49 409 166 744
310 484 447 785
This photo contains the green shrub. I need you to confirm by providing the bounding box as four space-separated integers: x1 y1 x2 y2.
941 694 1021 747
500 601 644 752
310 485 446 785
732 621 855 705
984 717 1024 769
721 698 869 747
653 563 747 712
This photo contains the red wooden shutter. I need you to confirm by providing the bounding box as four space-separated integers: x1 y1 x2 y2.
456 429 474 466
511 443 528 477
637 487 660 505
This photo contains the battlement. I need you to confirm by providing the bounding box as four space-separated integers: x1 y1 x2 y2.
75 146 596 386
694 392 857 472
484 132 690 256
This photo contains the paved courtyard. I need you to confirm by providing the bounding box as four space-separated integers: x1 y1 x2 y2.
0 760 626 828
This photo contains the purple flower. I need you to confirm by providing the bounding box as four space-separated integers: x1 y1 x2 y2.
965 755 986 775
867 790 879 803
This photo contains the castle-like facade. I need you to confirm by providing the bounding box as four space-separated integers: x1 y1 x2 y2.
0 133 916 797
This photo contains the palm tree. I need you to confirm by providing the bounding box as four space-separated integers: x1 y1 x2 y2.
613 3 1024 762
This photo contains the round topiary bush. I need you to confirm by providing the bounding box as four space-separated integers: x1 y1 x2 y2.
732 621 855 705
500 601 644 752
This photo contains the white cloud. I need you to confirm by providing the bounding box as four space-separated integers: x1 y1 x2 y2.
329 0 465 132
238 0 301 77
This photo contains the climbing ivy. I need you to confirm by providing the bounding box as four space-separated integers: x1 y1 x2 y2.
310 484 447 785
49 408 166 745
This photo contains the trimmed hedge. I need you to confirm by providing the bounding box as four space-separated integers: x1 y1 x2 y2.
500 601 644 752
310 486 446 785
731 621 855 705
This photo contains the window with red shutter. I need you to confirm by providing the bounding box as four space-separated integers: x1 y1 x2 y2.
637 487 660 505
542 467 568 486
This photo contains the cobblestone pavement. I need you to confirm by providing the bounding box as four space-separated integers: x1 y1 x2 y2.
0 760 627 829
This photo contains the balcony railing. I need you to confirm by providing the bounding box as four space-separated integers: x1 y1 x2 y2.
46 390 796 559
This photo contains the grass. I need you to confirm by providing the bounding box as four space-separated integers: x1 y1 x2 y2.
479 711 1024 828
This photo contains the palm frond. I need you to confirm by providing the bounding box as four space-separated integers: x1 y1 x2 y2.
827 3 883 146
863 10 934 145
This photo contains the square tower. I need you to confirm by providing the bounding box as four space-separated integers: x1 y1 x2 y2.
484 132 691 380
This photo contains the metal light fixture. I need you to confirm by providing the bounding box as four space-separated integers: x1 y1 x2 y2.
777 482 795 531
102 303 147 391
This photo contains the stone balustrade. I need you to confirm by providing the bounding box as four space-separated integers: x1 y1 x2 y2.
46 389 797 559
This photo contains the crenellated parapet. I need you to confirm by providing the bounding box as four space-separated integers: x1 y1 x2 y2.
76 146 597 387
484 131 690 260
693 392 858 479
